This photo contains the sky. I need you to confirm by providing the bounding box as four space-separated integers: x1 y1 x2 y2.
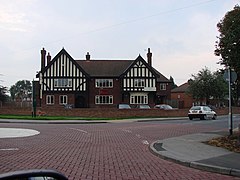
0 0 239 89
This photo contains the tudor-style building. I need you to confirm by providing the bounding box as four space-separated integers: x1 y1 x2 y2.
35 48 171 108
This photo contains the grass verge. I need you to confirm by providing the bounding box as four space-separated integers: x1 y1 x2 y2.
0 115 114 121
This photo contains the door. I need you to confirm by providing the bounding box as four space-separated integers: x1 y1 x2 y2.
75 95 86 108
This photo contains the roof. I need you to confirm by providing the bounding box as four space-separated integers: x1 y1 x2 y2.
77 58 170 82
171 82 189 93
76 60 133 77
152 67 171 82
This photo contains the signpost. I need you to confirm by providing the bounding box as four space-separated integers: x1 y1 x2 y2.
224 68 237 135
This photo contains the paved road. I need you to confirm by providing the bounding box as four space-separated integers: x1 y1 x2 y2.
0 117 239 179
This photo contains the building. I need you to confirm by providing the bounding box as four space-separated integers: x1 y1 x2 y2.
35 48 172 108
171 82 193 108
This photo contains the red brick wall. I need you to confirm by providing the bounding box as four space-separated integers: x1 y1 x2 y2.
88 78 122 108
0 106 234 118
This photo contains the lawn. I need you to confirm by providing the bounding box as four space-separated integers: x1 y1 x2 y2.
0 115 113 121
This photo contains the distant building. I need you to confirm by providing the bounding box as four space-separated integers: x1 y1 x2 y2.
171 82 193 108
35 48 172 108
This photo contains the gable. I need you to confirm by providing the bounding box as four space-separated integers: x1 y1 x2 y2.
121 55 157 92
40 48 88 91
121 55 158 78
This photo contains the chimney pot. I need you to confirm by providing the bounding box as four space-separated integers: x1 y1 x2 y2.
41 48 46 70
147 48 152 66
86 52 90 61
47 52 51 64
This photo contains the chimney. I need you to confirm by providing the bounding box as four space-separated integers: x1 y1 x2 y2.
86 52 90 61
147 48 152 66
41 48 46 70
47 52 51 64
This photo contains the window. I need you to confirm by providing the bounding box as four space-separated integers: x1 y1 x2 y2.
95 79 113 88
160 83 166 90
130 93 148 104
95 95 113 104
46 95 54 105
59 95 68 105
54 79 72 88
134 79 145 87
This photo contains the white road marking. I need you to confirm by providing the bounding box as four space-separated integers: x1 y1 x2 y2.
0 148 19 151
69 128 88 134
142 140 149 145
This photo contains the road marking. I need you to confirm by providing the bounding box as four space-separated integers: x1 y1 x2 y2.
0 148 19 151
142 140 149 145
69 128 88 134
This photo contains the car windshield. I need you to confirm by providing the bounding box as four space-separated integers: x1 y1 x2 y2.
119 104 130 109
190 106 201 110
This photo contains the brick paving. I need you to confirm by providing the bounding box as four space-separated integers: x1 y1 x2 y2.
0 122 239 180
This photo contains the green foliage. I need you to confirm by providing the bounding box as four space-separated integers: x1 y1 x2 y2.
170 76 178 89
215 5 240 73
0 74 8 103
0 85 8 103
215 5 240 105
10 80 32 101
188 67 228 104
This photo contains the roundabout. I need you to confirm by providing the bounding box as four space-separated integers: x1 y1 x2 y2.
0 128 40 138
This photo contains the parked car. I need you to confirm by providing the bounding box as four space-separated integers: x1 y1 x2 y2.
154 104 173 110
136 104 151 109
188 106 217 120
118 104 131 109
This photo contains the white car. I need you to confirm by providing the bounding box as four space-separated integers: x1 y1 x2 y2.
118 104 131 109
154 104 173 110
188 106 217 120
137 104 151 109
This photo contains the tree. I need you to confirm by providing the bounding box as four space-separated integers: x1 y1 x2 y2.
0 74 8 104
188 67 228 105
170 76 178 89
215 5 240 103
215 5 240 72
10 80 32 102
0 85 8 104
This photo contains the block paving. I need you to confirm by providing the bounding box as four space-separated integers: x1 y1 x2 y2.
0 122 239 180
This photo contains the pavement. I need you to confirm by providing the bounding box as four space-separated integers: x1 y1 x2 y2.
149 132 240 177
0 117 240 177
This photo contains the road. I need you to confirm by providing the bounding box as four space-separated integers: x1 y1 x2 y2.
0 115 239 179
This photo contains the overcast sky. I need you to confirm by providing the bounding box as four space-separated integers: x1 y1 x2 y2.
0 0 239 88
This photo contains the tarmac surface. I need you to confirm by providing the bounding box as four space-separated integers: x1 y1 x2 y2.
0 117 240 178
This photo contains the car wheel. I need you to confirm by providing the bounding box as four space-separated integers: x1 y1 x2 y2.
212 114 217 120
189 116 193 120
201 115 207 120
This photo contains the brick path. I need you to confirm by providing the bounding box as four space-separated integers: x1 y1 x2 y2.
0 122 239 180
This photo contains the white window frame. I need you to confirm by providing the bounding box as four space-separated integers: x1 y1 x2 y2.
95 95 113 104
95 79 113 88
46 95 54 105
54 79 72 88
59 95 68 105
134 79 145 87
160 83 167 90
130 93 148 104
